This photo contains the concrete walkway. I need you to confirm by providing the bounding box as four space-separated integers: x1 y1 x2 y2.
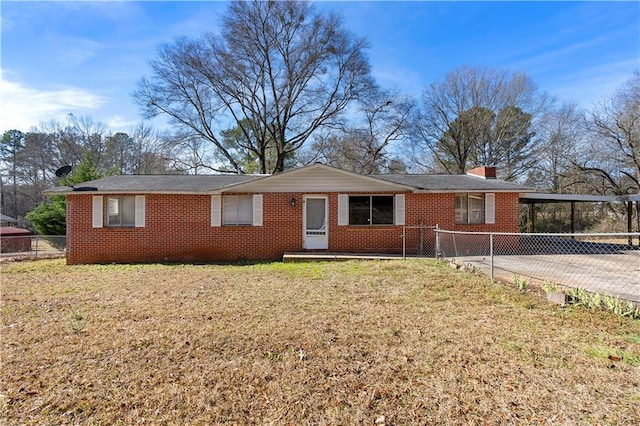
283 252 403 262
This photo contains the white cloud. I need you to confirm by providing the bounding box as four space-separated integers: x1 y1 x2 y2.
106 115 139 131
0 72 106 132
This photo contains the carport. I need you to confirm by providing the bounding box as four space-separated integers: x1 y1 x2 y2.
520 193 640 246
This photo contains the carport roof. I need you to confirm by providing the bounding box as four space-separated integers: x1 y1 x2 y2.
520 193 640 204
375 174 531 192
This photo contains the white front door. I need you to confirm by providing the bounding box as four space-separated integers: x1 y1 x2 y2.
303 196 328 249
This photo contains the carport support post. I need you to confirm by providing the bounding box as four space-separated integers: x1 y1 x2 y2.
628 201 633 246
527 203 536 233
637 201 640 246
489 233 494 281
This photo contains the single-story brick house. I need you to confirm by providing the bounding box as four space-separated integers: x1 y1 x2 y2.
45 163 532 264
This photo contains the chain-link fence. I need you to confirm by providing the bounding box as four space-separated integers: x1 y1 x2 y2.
0 235 66 261
434 229 640 304
401 225 438 257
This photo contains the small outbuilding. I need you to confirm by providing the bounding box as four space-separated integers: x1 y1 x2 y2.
0 226 32 253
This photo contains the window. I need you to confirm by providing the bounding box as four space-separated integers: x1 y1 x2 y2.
223 195 253 225
348 195 394 225
455 193 485 224
107 196 136 227
211 194 262 227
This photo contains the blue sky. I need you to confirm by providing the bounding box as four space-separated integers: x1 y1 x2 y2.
1 1 638 134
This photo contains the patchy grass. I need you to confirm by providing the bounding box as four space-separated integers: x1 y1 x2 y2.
1 258 639 425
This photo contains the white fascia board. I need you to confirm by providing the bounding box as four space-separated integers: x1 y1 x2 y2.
47 189 224 196
212 173 273 191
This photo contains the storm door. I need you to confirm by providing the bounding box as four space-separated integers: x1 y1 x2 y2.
303 196 328 249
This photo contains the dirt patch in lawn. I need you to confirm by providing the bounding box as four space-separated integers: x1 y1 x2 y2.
1 259 639 424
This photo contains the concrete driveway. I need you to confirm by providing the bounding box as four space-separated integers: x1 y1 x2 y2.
455 250 640 303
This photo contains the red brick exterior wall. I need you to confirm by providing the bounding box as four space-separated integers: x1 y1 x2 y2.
65 191 521 264
467 166 497 179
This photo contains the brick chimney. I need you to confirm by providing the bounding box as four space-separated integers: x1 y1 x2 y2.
466 165 497 179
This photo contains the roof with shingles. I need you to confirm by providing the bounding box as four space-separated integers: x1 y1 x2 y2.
373 174 531 192
0 226 31 235
44 164 532 195
1 213 17 222
44 174 264 195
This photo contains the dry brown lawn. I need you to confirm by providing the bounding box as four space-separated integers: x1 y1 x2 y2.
1 258 639 425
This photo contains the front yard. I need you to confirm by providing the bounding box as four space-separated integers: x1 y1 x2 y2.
1 259 639 424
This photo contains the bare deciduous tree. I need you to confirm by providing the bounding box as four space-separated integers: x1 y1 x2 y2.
103 124 172 175
581 71 640 195
35 115 110 171
530 102 586 192
134 0 373 174
414 65 550 180
308 89 415 173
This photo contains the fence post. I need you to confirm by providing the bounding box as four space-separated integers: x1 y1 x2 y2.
489 232 494 281
35 235 39 259
628 201 633 246
402 226 406 259
435 224 440 258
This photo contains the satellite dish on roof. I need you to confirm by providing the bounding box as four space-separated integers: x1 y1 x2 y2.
55 165 73 178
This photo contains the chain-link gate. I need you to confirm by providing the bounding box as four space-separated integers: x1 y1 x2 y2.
401 224 438 258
